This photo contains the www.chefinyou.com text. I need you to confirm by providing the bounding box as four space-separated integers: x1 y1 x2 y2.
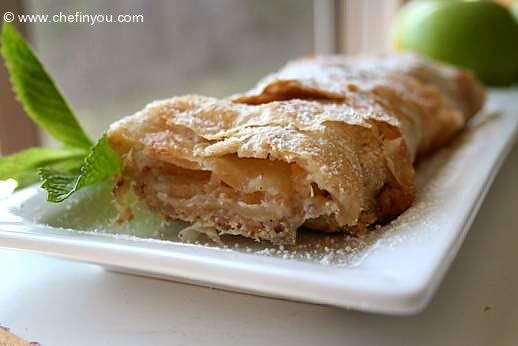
3 11 144 26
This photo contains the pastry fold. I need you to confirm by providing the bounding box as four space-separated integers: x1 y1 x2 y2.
234 53 486 158
107 54 485 244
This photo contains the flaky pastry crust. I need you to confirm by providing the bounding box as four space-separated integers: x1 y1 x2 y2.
107 54 485 244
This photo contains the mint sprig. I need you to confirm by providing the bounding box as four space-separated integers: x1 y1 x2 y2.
1 22 92 149
0 22 121 200
0 146 86 187
39 135 120 202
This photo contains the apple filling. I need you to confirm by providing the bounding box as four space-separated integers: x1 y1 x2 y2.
124 150 340 243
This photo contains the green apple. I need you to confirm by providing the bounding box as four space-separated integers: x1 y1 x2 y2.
392 0 518 86
511 0 518 22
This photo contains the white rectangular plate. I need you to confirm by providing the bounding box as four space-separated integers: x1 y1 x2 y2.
1 90 517 315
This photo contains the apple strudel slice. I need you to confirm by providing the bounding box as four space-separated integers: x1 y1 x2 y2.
107 54 485 244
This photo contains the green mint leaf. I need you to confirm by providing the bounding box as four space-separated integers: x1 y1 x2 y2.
0 146 87 189
38 169 80 203
39 134 121 202
1 22 92 149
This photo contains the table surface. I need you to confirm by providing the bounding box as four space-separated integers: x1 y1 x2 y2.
1 142 517 346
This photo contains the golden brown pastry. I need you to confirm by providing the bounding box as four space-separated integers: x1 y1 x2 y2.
0 326 38 346
234 53 486 157
107 54 485 244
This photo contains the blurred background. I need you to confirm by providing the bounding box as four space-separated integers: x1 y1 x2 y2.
0 0 401 154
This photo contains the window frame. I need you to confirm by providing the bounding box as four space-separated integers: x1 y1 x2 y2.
0 0 39 155
314 0 405 55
